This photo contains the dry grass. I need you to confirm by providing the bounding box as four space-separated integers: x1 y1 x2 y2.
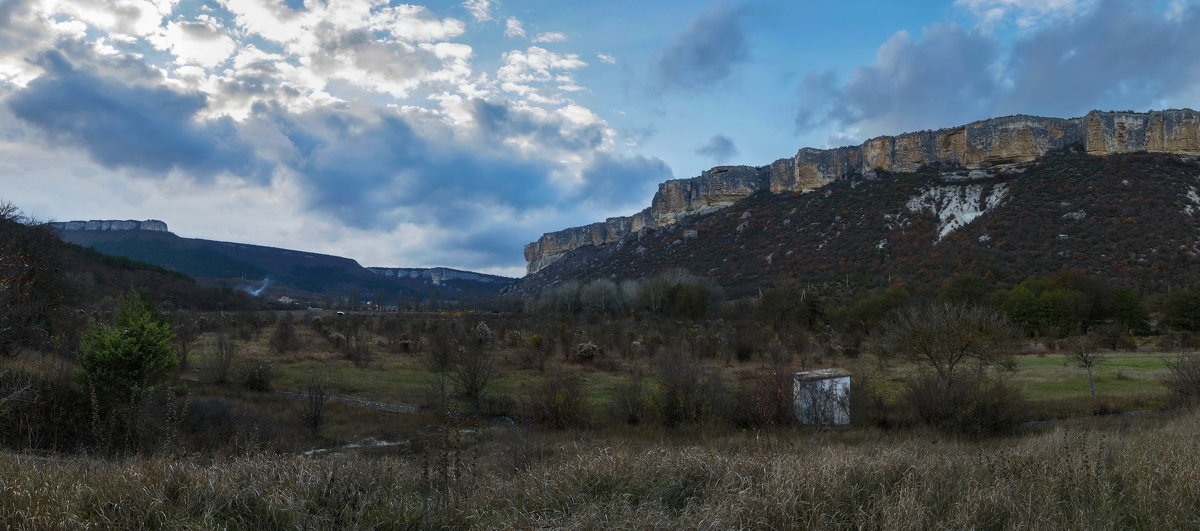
5 411 1200 528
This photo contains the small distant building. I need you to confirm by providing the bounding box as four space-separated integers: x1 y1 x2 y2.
793 369 851 425
278 296 293 304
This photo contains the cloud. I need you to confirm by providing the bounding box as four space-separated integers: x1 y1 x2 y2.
956 0 1093 28
0 0 674 274
1000 0 1200 115
796 0 1200 142
532 31 567 43
818 24 999 137
149 18 237 67
8 51 267 181
576 152 672 209
695 134 738 163
504 16 526 38
264 105 559 231
655 3 749 90
462 0 492 22
596 53 616 64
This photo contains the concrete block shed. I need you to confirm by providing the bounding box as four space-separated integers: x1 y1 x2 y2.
793 369 851 425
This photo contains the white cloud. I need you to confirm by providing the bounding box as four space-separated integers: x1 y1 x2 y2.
532 31 566 43
0 0 661 273
462 0 492 22
955 0 1094 28
504 16 526 38
149 18 237 67
47 0 178 38
596 53 616 64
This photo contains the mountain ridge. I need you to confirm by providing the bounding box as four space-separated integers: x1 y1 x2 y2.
52 221 514 301
524 108 1200 275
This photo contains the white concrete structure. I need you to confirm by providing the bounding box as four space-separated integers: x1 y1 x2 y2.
793 369 851 425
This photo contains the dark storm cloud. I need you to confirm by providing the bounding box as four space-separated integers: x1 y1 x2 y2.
8 51 267 181
695 134 738 163
257 103 560 231
655 3 750 90
796 0 1200 139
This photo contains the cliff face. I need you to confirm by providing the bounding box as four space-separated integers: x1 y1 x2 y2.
366 267 512 285
51 219 169 232
524 109 1200 275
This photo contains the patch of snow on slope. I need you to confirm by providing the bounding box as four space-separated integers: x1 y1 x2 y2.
906 183 1008 241
1184 186 1200 216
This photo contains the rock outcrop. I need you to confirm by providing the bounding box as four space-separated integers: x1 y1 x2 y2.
50 219 169 232
366 267 511 285
524 109 1200 275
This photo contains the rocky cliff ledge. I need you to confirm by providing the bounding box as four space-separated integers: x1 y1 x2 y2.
524 109 1200 275
367 267 511 285
50 219 169 232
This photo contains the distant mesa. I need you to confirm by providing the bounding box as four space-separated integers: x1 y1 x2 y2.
524 108 1200 275
50 219 169 232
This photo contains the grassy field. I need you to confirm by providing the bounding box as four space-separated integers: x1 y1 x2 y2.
179 318 1185 425
5 409 1200 528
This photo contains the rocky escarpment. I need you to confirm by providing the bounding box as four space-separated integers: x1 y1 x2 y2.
50 219 169 232
367 267 512 285
525 109 1200 275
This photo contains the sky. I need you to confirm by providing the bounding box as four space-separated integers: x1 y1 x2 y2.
1 0 1198 277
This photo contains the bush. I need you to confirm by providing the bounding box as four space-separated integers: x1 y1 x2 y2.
903 374 1025 437
241 362 273 392
1164 353 1200 403
525 372 589 429
269 313 302 354
611 373 651 425
77 290 177 408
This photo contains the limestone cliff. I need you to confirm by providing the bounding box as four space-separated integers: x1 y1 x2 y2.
50 219 169 232
366 267 511 285
524 109 1200 275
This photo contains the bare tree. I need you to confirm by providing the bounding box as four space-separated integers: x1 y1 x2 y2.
302 374 329 436
424 326 456 411
210 333 238 383
879 303 1023 435
454 322 495 411
1066 334 1105 398
879 302 1016 385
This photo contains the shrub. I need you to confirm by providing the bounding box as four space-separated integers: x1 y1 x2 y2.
525 372 589 429
611 373 651 425
269 313 302 354
1164 353 1200 403
210 334 238 384
77 290 177 408
241 362 273 392
903 373 1025 437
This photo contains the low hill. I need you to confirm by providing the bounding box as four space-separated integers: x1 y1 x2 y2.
0 209 259 355
52 222 514 302
511 150 1200 296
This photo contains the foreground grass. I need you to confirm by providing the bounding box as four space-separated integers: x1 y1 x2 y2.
5 411 1200 529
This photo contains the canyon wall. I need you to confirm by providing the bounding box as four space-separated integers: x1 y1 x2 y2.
50 219 169 232
524 109 1200 275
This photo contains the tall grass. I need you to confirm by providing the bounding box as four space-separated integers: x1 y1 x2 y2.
5 412 1200 528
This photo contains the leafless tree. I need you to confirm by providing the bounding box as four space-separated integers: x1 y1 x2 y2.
1066 334 1105 398
454 322 495 411
302 374 329 436
879 302 1016 385
210 334 238 383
